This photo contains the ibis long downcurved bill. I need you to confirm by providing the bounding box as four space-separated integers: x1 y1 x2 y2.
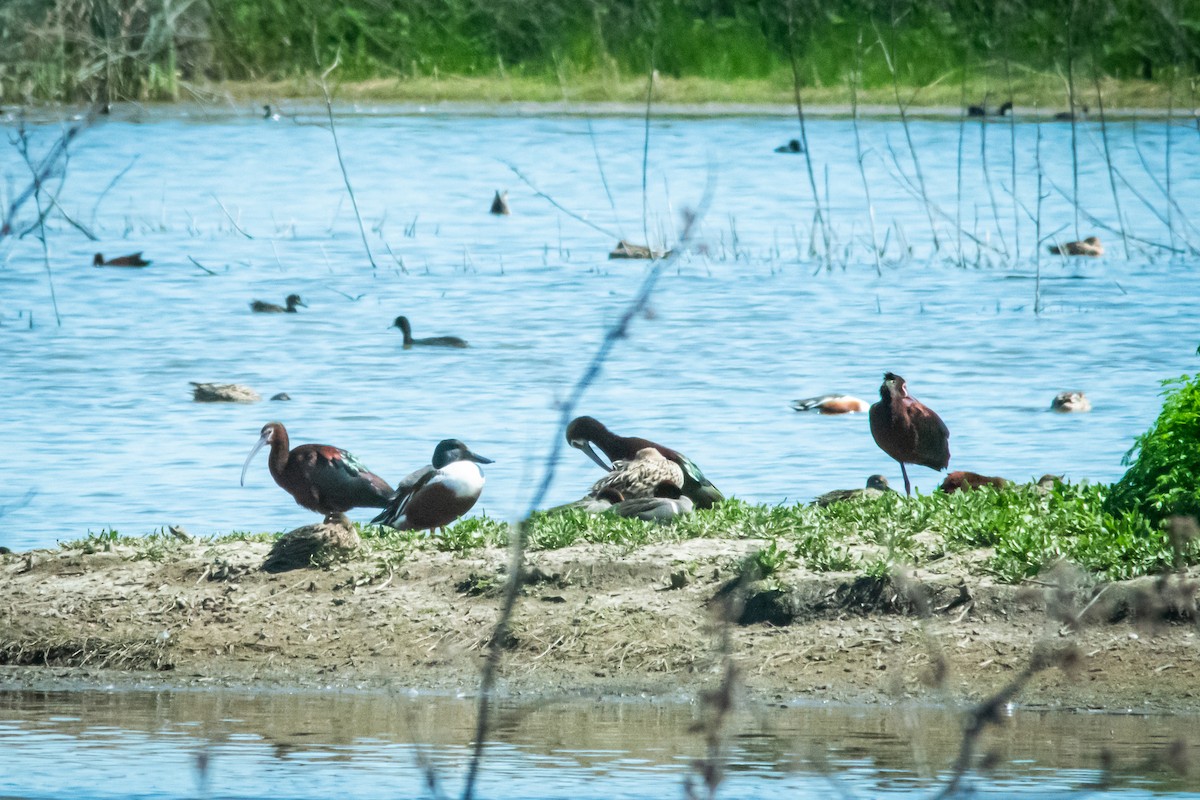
573 440 614 471
240 430 271 486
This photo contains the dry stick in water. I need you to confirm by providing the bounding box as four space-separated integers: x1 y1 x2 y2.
641 53 656 252
785 1 832 263
876 11 941 252
1129 123 1200 250
849 32 883 275
1035 115 1045 315
505 161 620 239
211 193 253 239
459 184 714 800
955 52 968 267
979 106 1010 259
1089 63 1131 258
316 54 379 273
1066 0 1081 241
1003 45 1021 261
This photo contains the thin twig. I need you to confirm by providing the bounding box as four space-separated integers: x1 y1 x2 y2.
504 161 620 239
211 194 253 239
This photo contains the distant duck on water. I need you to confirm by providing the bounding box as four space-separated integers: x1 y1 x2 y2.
774 138 804 153
1049 236 1103 257
792 394 870 415
490 190 510 215
372 439 492 532
392 316 469 348
93 252 150 268
191 382 261 403
251 294 306 313
967 99 1013 118
1051 391 1092 413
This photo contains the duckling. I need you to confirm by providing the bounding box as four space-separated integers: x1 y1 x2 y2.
792 394 870 414
251 294 306 313
774 138 804 153
391 316 469 348
1049 236 1103 257
489 190 510 215
813 475 892 507
938 471 1009 494
93 252 150 268
1051 391 1092 413
190 382 261 403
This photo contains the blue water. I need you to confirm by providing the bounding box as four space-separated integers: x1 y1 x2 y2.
0 688 1195 799
1 104 1198 549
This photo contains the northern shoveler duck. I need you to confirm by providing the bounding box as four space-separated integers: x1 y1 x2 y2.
93 252 150 267
261 521 361 573
967 100 1013 117
490 190 510 215
1049 236 1103 256
391 316 469 349
371 439 492 531
792 394 870 414
191 382 261 403
565 415 723 508
251 294 306 313
609 240 669 259
610 494 694 524
1051 391 1092 412
869 373 951 496
774 138 804 153
240 422 393 524
263 104 280 121
938 470 1009 494
588 447 684 501
812 474 893 507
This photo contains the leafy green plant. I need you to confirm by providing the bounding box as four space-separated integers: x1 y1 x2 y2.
1107 373 1200 525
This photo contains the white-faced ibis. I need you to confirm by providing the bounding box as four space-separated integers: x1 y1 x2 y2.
967 100 1013 117
792 394 870 415
1049 236 1103 256
93 252 150 267
869 373 951 497
588 447 684 501
391 316 468 349
566 415 723 509
251 294 306 313
240 422 393 523
371 439 492 531
938 471 1009 494
1052 391 1092 412
490 190 510 215
191 382 261 403
774 138 804 153
813 474 893 507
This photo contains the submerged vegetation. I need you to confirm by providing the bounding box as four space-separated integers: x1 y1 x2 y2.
2 0 1199 103
60 479 1198 585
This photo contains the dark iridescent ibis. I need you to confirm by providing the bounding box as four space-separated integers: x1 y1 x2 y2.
792 394 870 414
938 471 1009 494
93 252 150 267
565 415 723 509
251 294 306 313
391 316 468 349
371 439 492 532
868 373 951 497
240 422 393 523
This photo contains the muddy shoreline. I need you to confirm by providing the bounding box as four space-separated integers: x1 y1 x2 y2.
2 539 1197 711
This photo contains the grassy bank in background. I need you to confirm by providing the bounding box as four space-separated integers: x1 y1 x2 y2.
2 0 1198 107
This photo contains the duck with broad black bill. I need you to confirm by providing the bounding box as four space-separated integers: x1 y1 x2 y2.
869 373 951 497
93 252 150 267
792 394 870 414
391 316 469 348
565 416 723 509
240 422 393 524
372 439 492 532
251 294 306 313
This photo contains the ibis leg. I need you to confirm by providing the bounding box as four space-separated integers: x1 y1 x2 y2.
900 462 912 496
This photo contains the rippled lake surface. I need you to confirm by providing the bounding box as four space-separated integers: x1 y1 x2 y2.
0 688 1196 799
2 104 1199 549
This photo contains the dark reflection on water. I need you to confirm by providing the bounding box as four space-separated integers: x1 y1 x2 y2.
0 688 1195 798
1 106 1199 549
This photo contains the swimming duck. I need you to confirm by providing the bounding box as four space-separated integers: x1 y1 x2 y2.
490 190 510 215
371 439 492 531
774 138 804 153
1051 391 1092 413
938 471 1009 493
609 240 669 259
392 316 469 348
967 100 1013 117
588 447 684 501
262 104 280 121
812 474 893 507
240 422 394 524
1054 104 1089 121
1049 236 1103 256
93 252 150 267
191 382 261 403
251 294 306 313
792 394 870 414
565 416 723 508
